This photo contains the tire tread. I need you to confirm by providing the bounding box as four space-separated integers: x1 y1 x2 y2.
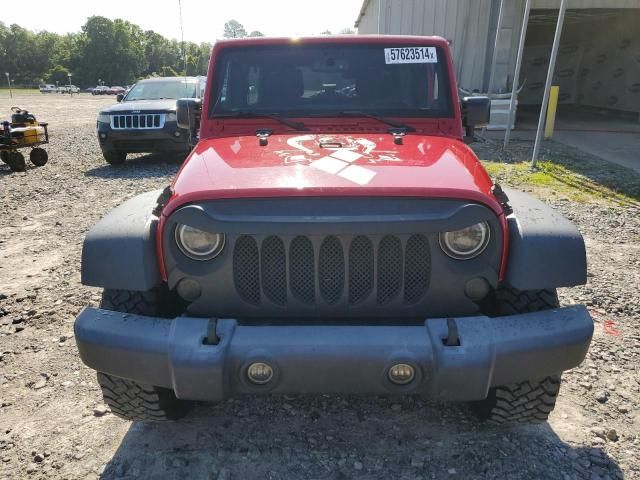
95 288 188 422
475 287 562 425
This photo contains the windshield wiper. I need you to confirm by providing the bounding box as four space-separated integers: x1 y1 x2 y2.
212 111 309 131
334 110 416 132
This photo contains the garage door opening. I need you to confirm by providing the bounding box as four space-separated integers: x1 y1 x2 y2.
517 8 640 133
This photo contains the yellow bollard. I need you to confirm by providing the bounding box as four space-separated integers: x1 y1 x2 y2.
544 86 559 139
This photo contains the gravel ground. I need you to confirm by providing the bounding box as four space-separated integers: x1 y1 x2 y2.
0 94 638 480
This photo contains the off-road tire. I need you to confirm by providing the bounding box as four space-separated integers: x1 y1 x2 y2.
8 152 26 172
97 373 189 422
97 288 189 422
474 287 561 424
103 151 126 165
0 150 8 164
491 288 559 315
29 147 48 167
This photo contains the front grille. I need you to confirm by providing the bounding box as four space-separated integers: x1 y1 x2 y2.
232 234 431 307
110 113 165 130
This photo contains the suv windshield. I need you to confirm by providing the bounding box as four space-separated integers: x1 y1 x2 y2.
125 79 198 101
210 44 452 118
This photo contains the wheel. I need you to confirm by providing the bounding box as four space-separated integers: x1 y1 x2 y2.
103 151 126 165
29 148 48 167
0 150 8 164
7 152 26 172
473 288 561 424
96 288 189 422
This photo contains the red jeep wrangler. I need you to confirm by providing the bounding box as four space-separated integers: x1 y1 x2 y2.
75 36 593 424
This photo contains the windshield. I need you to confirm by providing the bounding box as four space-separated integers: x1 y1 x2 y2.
210 44 452 118
125 79 198 101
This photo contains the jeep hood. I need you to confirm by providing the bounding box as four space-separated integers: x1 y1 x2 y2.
103 99 177 113
169 133 501 214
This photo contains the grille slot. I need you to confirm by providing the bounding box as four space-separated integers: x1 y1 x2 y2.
349 236 374 304
377 235 403 305
111 113 165 130
233 236 260 305
404 235 431 303
318 236 345 304
289 236 315 304
261 236 287 305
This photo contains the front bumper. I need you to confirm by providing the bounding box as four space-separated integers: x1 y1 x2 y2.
97 121 189 154
74 306 592 402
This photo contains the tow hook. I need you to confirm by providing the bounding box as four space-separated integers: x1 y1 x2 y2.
203 319 220 345
443 318 460 346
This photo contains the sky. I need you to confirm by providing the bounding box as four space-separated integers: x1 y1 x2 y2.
2 0 364 42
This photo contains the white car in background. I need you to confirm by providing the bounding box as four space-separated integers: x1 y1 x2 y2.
60 85 81 94
39 84 60 94
92 86 110 95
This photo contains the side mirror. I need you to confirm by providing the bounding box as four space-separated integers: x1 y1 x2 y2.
461 96 490 142
177 98 202 145
116 93 124 102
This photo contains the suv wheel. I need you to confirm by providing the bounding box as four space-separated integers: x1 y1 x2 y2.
474 287 562 424
103 151 126 165
96 287 190 422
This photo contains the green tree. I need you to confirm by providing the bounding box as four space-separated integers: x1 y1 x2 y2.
0 18 211 88
159 65 178 77
46 65 70 84
223 19 247 38
143 30 174 75
76 16 146 86
248 30 264 37
339 28 355 35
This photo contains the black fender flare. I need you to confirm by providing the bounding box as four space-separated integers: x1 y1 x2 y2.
503 188 587 290
81 190 162 291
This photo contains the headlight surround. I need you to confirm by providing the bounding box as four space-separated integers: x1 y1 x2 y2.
439 222 490 260
175 224 225 260
165 112 177 122
97 112 110 123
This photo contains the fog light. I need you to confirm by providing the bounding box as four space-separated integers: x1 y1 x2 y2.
247 362 273 385
99 132 107 139
388 363 415 385
176 278 201 301
174 131 181 137
464 277 490 301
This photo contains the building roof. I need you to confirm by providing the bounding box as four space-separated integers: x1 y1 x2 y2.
354 0 371 28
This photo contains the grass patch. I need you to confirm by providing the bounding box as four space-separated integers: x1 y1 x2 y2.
482 159 640 206
0 88 40 95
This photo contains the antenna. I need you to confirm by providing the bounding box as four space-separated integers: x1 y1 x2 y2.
177 0 188 76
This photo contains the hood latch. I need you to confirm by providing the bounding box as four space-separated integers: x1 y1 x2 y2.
256 129 273 146
388 128 406 145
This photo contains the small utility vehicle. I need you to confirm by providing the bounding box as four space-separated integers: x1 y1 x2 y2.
75 36 592 424
0 107 49 172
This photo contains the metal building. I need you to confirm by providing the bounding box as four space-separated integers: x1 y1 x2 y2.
355 0 640 118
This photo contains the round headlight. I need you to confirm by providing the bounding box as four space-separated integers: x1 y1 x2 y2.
439 222 490 260
175 224 224 260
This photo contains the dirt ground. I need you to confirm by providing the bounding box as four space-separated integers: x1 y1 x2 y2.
0 94 639 480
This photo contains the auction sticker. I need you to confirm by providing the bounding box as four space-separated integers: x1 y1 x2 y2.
384 47 437 64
